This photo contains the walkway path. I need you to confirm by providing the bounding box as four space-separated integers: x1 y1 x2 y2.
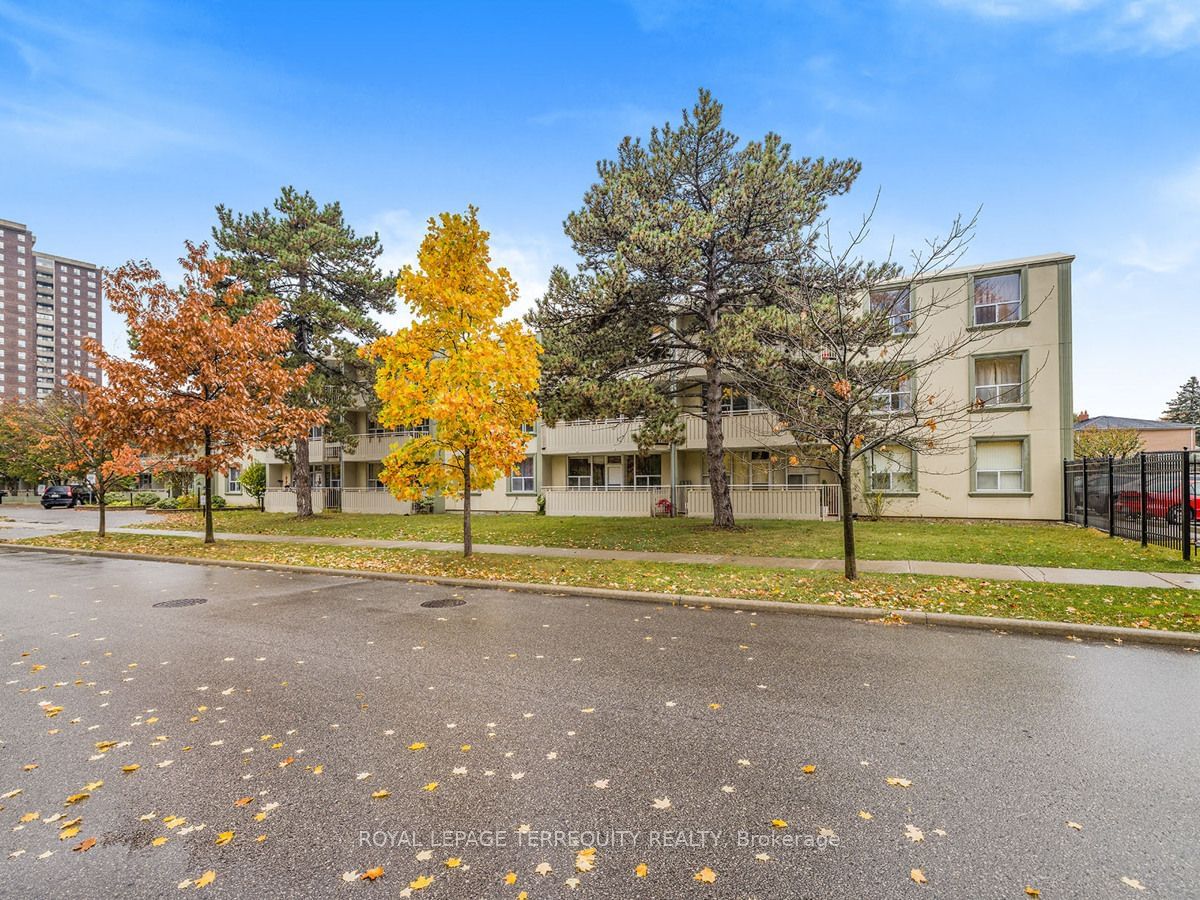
105 526 1200 591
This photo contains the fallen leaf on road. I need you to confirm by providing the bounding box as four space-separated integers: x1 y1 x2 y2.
409 874 434 890
755 853 770 862
1121 877 1146 891
911 868 928 885
408 742 426 751
152 837 168 847
859 811 873 820
72 838 96 852
905 824 925 843
361 867 384 881
635 862 648 877
694 867 717 884
770 819 788 829
371 790 391 800
887 777 913 788
444 857 461 869
121 765 140 774
504 871 518 884
422 782 438 792
1067 821 1083 830
215 831 234 846
801 764 816 774
652 797 671 809
1025 888 1040 897
194 870 216 889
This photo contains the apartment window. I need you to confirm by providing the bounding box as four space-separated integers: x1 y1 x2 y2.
874 371 913 413
309 426 323 440
509 456 535 493
720 390 766 414
366 463 386 490
520 422 537 436
870 287 912 334
973 438 1028 493
972 272 1023 326
626 453 662 487
973 354 1025 407
866 446 917 493
567 456 602 488
226 466 242 494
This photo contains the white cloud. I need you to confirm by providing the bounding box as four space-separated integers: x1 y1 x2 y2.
929 0 1200 51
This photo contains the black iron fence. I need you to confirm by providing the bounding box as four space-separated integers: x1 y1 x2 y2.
1064 451 1197 560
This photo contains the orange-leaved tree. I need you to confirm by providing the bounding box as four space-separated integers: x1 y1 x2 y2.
41 389 142 537
86 242 325 543
362 208 540 557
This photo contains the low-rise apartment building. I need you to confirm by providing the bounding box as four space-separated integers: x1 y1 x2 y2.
243 252 1074 521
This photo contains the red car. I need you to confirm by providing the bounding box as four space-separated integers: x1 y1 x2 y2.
1116 476 1200 525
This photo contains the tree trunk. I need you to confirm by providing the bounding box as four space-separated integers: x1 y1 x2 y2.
840 452 857 580
704 366 735 528
203 473 215 544
294 436 313 517
98 495 106 538
462 448 473 558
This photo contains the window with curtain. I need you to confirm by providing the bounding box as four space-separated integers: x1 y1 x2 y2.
870 287 912 334
973 273 1022 325
974 355 1023 406
510 456 535 493
226 467 242 494
975 440 1025 492
626 454 662 487
867 446 916 493
874 372 913 412
367 463 385 490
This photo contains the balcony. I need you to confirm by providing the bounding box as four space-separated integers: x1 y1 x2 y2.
686 485 841 520
541 419 647 454
542 486 670 517
342 431 425 462
683 411 793 450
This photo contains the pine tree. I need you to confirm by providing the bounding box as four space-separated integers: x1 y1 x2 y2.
531 89 860 527
1162 376 1200 440
213 187 395 517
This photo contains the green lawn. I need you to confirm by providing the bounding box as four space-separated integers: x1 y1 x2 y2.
12 531 1200 633
141 510 1200 574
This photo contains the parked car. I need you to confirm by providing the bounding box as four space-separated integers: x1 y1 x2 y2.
40 485 89 509
1115 476 1200 524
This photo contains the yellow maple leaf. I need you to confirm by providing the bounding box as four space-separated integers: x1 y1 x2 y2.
360 867 384 881
194 870 216 889
19 812 39 823
83 780 103 791
408 742 426 751
801 764 816 774
770 819 788 829
886 777 913 788
1025 888 1041 897
121 764 141 773
215 831 234 846
422 782 438 792
694 867 717 884
371 789 391 800
444 857 461 869
409 874 434 890
635 863 648 878
859 810 873 820
64 793 90 806
152 837 169 847
59 826 81 840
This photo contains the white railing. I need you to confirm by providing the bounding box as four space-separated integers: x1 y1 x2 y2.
263 488 326 514
684 411 792 450
686 485 841 520
341 431 430 461
341 488 412 515
541 419 646 454
543 486 671 517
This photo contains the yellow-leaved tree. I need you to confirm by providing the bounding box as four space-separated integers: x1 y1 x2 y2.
362 208 540 557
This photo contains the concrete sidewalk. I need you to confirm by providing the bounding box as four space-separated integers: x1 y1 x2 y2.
107 526 1200 591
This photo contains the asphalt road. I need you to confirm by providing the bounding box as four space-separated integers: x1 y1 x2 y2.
0 505 157 540
0 550 1196 899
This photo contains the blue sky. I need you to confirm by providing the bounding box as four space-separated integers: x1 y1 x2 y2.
2 0 1198 418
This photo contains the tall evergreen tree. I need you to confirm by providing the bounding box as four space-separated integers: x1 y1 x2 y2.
1162 376 1200 440
530 90 859 527
213 187 395 516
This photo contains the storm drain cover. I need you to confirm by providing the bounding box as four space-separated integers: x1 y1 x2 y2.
420 597 466 609
153 598 209 608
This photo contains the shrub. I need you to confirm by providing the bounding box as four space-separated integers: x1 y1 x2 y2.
156 497 179 510
133 491 161 507
177 493 199 509
210 494 227 509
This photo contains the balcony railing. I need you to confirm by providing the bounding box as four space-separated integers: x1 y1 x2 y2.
686 484 841 520
541 418 646 454
342 431 425 461
683 411 792 450
542 486 670 517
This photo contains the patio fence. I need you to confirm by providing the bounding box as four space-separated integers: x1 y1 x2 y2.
1063 451 1197 560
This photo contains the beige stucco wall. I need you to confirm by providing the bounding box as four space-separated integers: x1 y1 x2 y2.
1137 427 1196 452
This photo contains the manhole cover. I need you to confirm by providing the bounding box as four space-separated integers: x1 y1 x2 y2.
153 598 209 608
420 597 466 609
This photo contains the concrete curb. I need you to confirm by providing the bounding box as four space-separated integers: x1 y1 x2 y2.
3 542 1198 649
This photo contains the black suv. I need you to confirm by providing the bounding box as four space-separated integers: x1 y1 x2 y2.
41 485 89 509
